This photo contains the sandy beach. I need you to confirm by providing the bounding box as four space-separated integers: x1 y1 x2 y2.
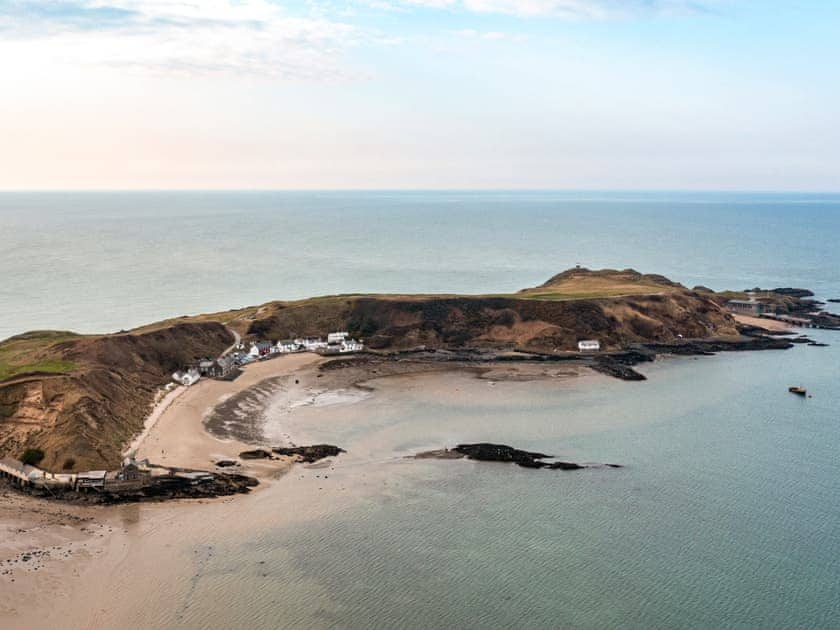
0 352 327 629
135 352 324 475
0 352 597 629
732 313 795 332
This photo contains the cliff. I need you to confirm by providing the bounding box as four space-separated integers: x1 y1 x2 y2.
245 268 738 352
0 323 233 472
0 268 743 471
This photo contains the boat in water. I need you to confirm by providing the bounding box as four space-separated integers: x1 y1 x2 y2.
788 386 807 396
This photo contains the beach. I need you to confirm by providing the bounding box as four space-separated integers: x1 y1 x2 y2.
0 351 327 629
2 337 839 628
731 313 794 332
0 350 597 629
134 352 324 475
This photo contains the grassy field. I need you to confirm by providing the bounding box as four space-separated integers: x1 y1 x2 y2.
0 331 79 381
515 288 668 300
516 270 681 301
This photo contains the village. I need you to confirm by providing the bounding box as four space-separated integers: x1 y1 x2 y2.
0 331 365 502
171 331 364 386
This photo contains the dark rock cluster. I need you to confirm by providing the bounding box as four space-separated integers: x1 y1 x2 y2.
271 444 345 462
417 443 621 471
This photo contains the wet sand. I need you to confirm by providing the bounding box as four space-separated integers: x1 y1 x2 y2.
0 485 109 626
135 352 324 475
1 354 595 629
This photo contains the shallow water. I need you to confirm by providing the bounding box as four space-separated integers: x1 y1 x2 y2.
4 191 840 628
156 337 840 630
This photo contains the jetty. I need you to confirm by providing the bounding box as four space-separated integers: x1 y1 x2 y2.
760 313 840 330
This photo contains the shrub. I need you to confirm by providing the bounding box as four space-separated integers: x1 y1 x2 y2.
62 457 76 470
20 448 45 466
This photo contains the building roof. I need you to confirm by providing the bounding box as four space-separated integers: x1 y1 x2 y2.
727 299 758 305
77 470 107 480
0 458 42 478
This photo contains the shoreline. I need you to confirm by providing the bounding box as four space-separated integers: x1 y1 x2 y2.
123 383 185 458
134 352 325 477
0 335 831 629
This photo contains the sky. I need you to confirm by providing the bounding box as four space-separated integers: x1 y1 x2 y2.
1 0 838 191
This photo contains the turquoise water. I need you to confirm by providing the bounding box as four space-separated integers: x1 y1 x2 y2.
3 192 840 628
171 338 840 630
2 191 840 340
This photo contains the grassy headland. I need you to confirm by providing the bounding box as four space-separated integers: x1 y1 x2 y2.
0 267 766 472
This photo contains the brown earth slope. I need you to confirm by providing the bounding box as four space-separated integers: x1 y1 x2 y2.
245 268 738 352
0 268 741 472
0 323 232 472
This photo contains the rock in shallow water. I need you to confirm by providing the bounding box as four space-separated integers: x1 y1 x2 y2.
415 443 621 471
271 444 345 463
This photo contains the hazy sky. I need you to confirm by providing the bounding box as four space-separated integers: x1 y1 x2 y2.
1 1 838 190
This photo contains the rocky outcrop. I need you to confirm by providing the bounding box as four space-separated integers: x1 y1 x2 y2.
271 444 345 462
239 449 273 460
415 443 621 471
749 287 815 298
19 472 258 504
239 444 345 463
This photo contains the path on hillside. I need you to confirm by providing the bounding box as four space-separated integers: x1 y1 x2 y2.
221 327 241 357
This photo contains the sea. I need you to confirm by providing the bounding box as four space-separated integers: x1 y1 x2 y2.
2 191 840 629
2 191 840 341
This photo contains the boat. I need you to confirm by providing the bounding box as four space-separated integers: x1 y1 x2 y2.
788 386 807 396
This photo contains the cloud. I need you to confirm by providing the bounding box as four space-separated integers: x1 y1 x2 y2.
453 28 525 41
0 1 366 80
396 0 719 18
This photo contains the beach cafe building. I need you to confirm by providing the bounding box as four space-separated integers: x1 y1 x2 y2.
726 299 763 317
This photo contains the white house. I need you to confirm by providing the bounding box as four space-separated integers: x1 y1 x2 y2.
249 341 272 358
577 340 601 352
327 331 349 344
297 337 327 351
274 340 301 354
172 368 201 386
321 337 364 355
341 338 364 353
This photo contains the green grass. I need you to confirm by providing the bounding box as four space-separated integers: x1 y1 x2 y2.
0 359 77 381
514 291 650 301
0 331 80 381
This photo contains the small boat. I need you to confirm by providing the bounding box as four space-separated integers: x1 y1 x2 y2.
788 386 807 396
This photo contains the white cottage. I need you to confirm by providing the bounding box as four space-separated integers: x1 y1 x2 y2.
577 340 601 352
172 368 201 387
341 339 364 353
298 337 327 351
274 340 301 354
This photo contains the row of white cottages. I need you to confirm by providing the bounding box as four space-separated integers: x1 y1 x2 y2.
173 333 365 387
247 331 364 358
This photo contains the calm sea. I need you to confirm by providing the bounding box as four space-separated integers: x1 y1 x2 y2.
3 192 840 629
1 191 839 340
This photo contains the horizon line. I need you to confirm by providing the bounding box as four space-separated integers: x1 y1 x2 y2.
2 188 840 195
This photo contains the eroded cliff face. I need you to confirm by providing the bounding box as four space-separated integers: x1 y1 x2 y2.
246 291 738 352
0 322 232 471
0 269 742 472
